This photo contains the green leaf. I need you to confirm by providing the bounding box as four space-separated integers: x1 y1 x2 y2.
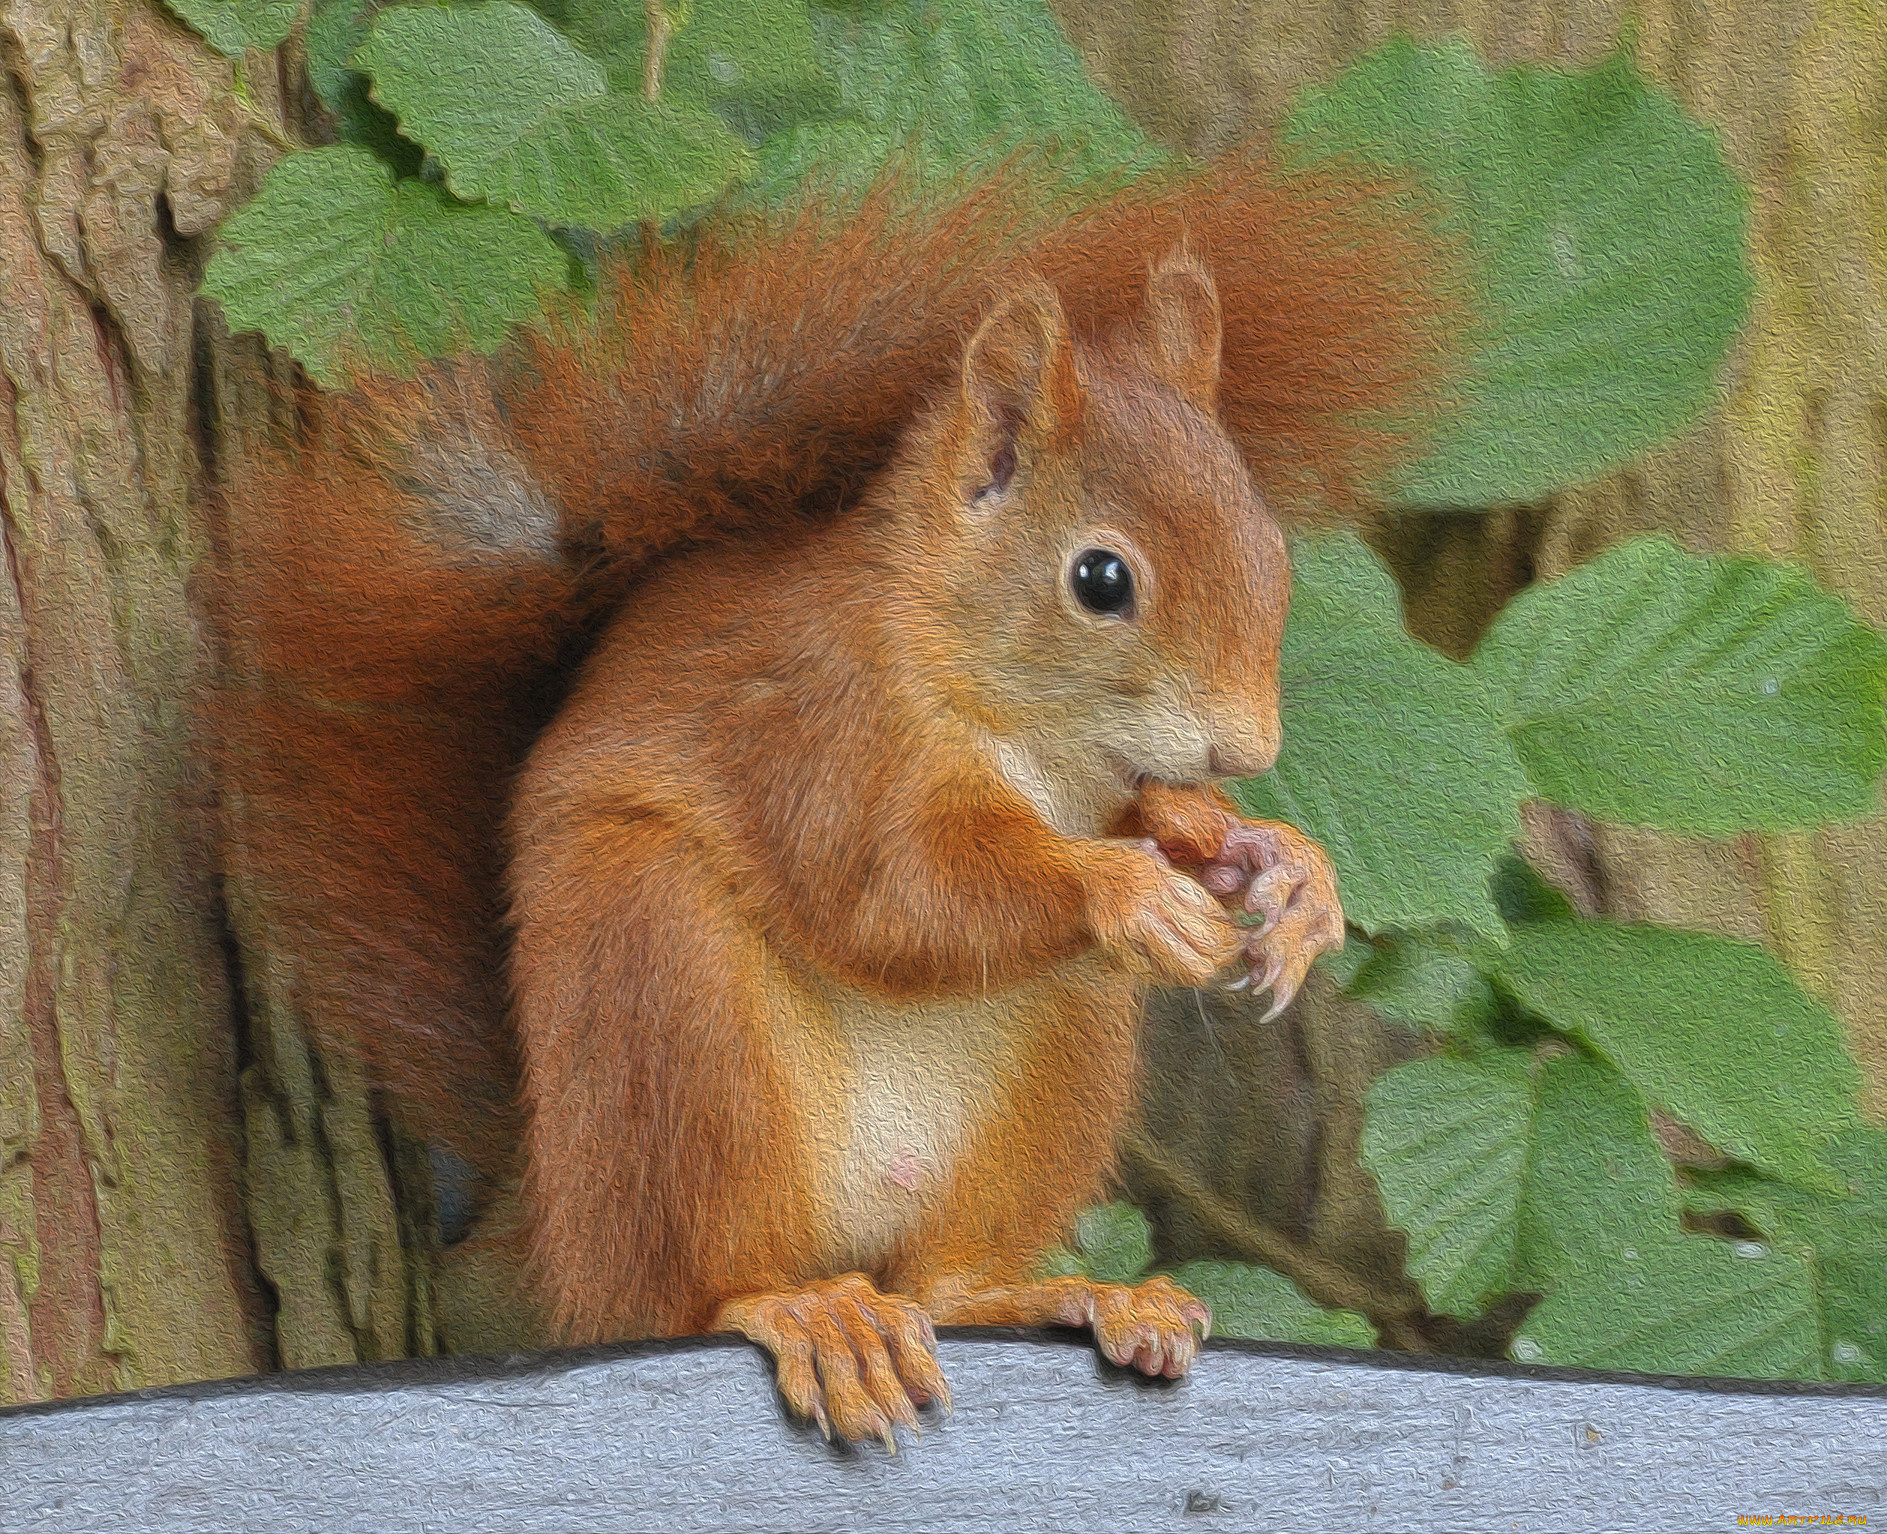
672 0 831 117
1230 533 1528 938
1286 40 1751 507
1510 1053 1684 1293
356 2 754 229
1513 1234 1822 1380
358 4 607 164
165 0 297 55
535 0 832 126
1363 1051 1685 1315
306 0 369 111
1778 1135 1887 1384
1070 1202 1154 1285
1685 1130 1887 1382
1473 535 1887 833
744 0 1159 202
305 0 427 176
1040 1212 1376 1348
1491 920 1863 1193
1344 928 1499 1034
1166 1260 1374 1348
474 92 755 228
202 147 568 386
1361 1051 1535 1314
1318 934 1375 990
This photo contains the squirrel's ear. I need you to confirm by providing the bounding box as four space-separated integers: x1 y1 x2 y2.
1142 249 1222 414
957 276 1082 497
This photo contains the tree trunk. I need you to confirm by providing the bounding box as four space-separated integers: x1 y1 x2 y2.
0 0 268 1401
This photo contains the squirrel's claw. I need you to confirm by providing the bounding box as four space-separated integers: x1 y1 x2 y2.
1184 1294 1213 1343
1260 967 1300 1025
1204 820 1344 1017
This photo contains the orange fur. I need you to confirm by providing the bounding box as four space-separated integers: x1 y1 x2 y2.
213 151 1437 1427
503 257 1346 1437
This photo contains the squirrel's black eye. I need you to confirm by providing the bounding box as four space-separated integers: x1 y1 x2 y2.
1071 548 1135 615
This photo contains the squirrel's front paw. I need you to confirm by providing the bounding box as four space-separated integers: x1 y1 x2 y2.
715 1273 950 1451
1089 843 1242 986
1201 821 1345 1019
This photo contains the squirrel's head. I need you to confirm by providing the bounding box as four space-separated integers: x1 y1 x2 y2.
895 249 1288 794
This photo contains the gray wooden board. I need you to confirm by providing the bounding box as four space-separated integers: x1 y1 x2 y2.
3 1332 1883 1533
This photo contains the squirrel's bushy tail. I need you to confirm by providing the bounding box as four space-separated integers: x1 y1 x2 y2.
211 363 588 1169
213 150 1464 1173
511 151 1462 564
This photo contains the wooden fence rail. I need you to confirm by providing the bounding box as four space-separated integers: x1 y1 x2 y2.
3 1332 1882 1532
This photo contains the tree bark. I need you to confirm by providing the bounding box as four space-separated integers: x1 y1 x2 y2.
0 0 268 1401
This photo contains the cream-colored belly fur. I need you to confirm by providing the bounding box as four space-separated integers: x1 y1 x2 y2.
774 977 1029 1271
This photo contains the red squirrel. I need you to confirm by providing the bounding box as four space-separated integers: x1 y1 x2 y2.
213 155 1455 1443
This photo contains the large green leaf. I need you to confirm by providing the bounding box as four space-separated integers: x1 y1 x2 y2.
1514 1234 1822 1379
1360 1051 1535 1314
1363 1051 1686 1316
1344 926 1500 1035
355 2 753 230
535 0 833 129
1067 1202 1154 1286
1684 1132 1887 1383
1491 920 1863 1193
166 0 297 55
743 0 1159 201
1040 1205 1373 1346
306 0 369 110
1509 1052 1684 1293
1230 533 1528 937
1285 40 1751 507
305 0 426 176
1473 535 1887 833
202 147 568 387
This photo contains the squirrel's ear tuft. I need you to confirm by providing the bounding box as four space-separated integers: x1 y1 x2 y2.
958 276 1082 496
1143 249 1222 414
